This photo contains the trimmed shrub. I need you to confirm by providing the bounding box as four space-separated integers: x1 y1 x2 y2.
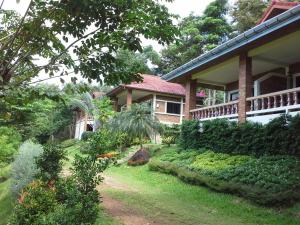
11 140 44 197
179 114 300 156
179 120 200 149
0 126 22 164
81 131 94 141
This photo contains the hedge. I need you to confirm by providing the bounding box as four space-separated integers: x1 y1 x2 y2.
179 114 300 156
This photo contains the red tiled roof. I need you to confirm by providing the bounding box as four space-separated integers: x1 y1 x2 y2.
121 74 186 96
107 74 206 98
258 1 300 24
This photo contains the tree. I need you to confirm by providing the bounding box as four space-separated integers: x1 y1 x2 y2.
115 46 161 76
231 0 269 33
158 0 232 74
110 103 162 149
0 0 178 93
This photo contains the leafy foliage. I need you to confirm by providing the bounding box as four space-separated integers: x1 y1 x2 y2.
11 140 112 224
149 146 300 205
114 46 161 75
81 131 95 141
35 144 66 182
0 126 22 164
158 0 232 74
110 103 162 148
11 140 44 197
231 0 269 33
162 125 180 146
180 115 300 156
0 0 177 92
189 150 251 172
10 180 57 225
179 120 201 150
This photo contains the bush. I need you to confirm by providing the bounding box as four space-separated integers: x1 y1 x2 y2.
81 131 94 141
162 136 175 146
11 140 44 197
162 124 180 146
179 114 300 156
84 129 115 155
10 180 57 225
179 120 200 149
0 126 22 164
35 144 66 182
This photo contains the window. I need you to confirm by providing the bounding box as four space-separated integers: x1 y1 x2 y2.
229 91 239 101
296 76 300 87
166 102 181 114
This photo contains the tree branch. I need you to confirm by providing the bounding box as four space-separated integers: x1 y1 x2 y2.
33 27 102 76
0 0 5 10
28 71 75 85
0 0 32 53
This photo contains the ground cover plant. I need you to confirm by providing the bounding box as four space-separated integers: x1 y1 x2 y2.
149 146 300 205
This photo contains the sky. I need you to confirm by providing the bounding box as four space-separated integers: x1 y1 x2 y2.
2 0 236 86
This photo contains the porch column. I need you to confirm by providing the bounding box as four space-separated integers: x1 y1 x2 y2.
126 89 132 110
185 78 197 120
238 53 252 123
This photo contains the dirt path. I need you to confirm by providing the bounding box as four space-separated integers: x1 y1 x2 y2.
98 175 162 225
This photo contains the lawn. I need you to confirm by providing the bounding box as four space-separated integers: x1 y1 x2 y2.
103 163 300 225
0 164 13 225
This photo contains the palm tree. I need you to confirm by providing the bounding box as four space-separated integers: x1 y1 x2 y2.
110 103 162 149
71 92 100 131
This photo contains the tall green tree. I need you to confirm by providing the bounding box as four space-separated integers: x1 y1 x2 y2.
0 0 177 93
158 0 232 74
115 46 161 76
231 0 269 33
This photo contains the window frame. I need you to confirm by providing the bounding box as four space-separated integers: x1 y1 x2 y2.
165 101 181 115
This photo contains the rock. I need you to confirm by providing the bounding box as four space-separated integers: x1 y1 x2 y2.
127 148 150 166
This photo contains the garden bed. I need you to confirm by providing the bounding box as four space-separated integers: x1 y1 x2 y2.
149 146 300 205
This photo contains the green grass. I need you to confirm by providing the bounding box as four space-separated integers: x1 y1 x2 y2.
95 207 122 225
0 179 13 225
63 142 84 168
103 164 300 225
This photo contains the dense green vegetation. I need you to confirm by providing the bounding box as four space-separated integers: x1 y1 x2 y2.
180 115 300 156
104 159 300 225
149 146 300 205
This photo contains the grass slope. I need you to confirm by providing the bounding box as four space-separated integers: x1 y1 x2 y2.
0 179 13 225
104 164 300 225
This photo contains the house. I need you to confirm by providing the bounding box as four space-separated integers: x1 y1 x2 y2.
74 92 104 139
162 1 300 124
106 74 205 125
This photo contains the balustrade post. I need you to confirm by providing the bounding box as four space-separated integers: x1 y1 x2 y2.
268 97 271 109
274 96 277 108
294 91 298 105
280 94 284 107
287 93 291 106
262 98 265 110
